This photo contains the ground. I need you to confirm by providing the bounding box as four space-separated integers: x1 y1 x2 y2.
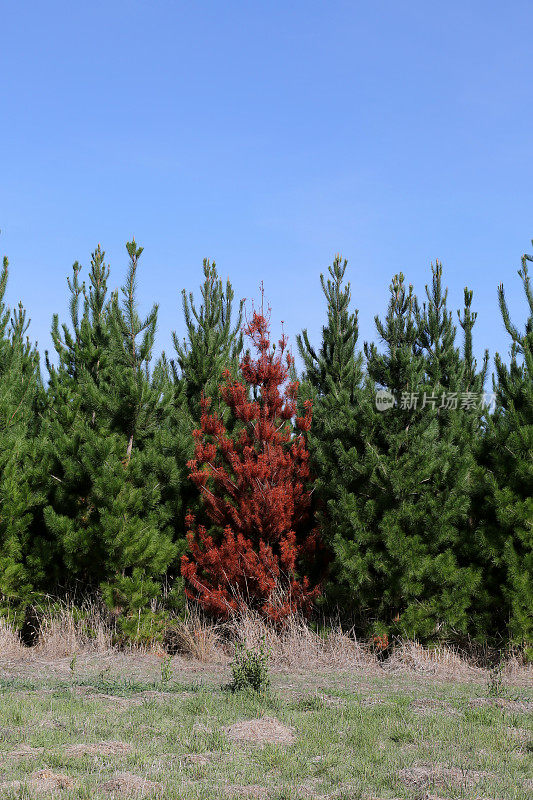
0 652 531 799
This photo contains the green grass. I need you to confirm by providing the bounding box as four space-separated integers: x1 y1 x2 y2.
0 662 531 799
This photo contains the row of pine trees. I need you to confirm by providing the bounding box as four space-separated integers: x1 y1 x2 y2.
0 240 531 646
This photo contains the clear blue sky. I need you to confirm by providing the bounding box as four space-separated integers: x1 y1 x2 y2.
1 0 531 376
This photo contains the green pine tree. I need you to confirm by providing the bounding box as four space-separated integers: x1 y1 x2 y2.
0 257 47 622
44 245 115 584
304 261 488 639
43 243 185 641
297 255 371 613
172 258 243 422
100 240 188 631
297 255 363 399
415 262 490 639
474 248 532 643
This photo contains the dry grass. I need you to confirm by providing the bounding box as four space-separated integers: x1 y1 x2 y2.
225 610 374 670
222 613 532 683
0 598 115 660
398 764 498 790
99 771 162 796
502 648 533 685
0 601 531 687
384 639 482 678
33 599 114 656
0 617 25 659
6 744 46 759
223 716 296 745
224 784 269 798
6 769 74 794
165 610 222 662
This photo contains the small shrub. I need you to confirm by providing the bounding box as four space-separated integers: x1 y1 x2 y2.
371 632 389 661
229 638 270 693
372 633 389 652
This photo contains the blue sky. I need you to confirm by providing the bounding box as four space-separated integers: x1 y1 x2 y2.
1 0 531 376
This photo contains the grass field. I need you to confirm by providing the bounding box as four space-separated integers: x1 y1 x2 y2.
0 646 531 800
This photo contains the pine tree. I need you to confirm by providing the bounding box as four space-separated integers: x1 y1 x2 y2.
297 255 363 399
296 255 370 612
416 260 488 400
305 264 486 639
330 273 430 634
415 262 491 638
44 245 116 584
0 257 46 621
182 300 323 621
172 259 244 422
43 243 184 640
474 248 533 643
168 258 245 549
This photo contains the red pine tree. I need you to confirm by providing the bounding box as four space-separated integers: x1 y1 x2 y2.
181 303 324 622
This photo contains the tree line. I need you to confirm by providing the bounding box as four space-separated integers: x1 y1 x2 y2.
0 240 531 646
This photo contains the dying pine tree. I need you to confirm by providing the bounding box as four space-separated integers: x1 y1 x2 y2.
182 293 324 621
